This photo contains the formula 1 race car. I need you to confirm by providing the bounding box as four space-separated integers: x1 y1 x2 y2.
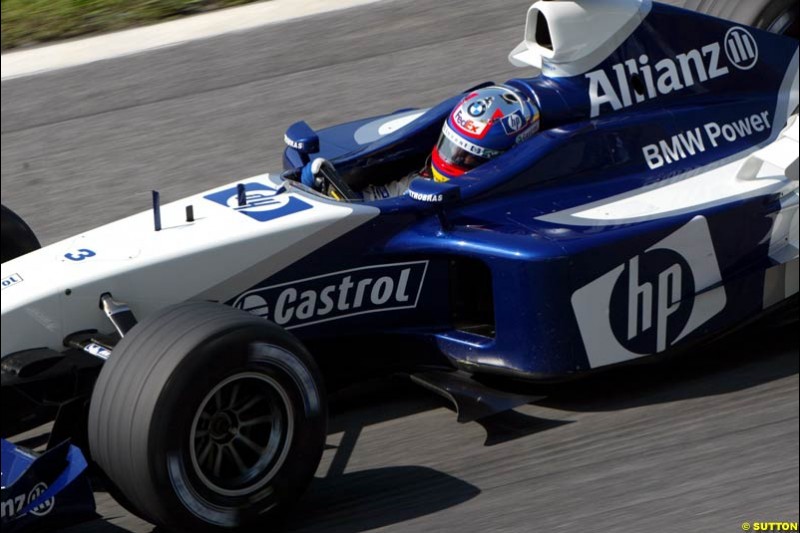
1 0 798 531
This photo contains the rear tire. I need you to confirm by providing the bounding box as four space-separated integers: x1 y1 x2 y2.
1 204 40 263
88 301 327 531
755 0 799 38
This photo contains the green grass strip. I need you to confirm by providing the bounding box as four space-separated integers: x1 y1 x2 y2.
2 0 260 50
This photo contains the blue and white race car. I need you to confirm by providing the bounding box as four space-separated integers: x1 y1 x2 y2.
1 0 797 531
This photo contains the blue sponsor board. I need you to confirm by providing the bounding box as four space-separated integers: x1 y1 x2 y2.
500 110 525 135
233 261 429 329
205 182 312 222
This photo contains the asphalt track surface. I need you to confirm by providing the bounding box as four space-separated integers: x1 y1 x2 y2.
1 0 798 531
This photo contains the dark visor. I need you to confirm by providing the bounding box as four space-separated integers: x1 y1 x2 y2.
435 131 496 171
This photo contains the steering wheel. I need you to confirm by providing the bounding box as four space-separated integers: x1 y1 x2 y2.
307 158 361 201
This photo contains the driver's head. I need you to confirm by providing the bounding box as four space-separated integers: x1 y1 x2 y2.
431 85 540 182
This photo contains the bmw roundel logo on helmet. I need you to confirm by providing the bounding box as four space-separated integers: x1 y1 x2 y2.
468 99 488 117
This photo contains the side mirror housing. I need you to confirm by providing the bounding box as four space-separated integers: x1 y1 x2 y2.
284 121 320 163
407 177 461 205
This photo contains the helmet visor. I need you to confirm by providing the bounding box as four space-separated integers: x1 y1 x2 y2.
434 123 503 175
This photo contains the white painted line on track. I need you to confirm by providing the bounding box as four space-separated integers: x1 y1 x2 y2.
1 0 383 81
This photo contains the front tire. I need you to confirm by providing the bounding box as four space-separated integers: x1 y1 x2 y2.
88 301 327 531
1 204 40 263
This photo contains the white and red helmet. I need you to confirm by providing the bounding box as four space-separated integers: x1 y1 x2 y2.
431 85 540 182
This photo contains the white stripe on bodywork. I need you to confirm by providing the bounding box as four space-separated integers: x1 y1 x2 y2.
378 112 427 136
353 109 428 145
538 49 799 227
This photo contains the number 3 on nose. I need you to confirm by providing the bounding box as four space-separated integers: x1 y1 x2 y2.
64 248 96 261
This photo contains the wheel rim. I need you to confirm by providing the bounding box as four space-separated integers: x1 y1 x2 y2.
189 371 295 497
763 4 799 39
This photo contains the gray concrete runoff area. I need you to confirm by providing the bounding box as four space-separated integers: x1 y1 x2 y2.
1 0 797 531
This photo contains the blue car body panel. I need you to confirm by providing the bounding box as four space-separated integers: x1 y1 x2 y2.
260 3 800 378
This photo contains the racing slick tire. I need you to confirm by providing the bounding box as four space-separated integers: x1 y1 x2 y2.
1 204 40 263
87 301 327 531
755 0 799 38
669 0 798 38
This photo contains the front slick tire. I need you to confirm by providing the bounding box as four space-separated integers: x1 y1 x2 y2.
88 302 326 532
1 204 40 263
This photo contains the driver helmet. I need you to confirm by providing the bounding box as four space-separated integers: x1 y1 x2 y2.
431 84 540 182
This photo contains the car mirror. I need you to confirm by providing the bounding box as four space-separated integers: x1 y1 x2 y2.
407 177 461 205
284 121 320 163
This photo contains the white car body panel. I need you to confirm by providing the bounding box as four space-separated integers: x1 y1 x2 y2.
0 174 379 358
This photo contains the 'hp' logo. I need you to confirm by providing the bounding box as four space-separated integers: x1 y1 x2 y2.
724 27 758 70
571 216 728 368
227 190 287 212
506 113 522 132
611 252 694 354
204 181 313 223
